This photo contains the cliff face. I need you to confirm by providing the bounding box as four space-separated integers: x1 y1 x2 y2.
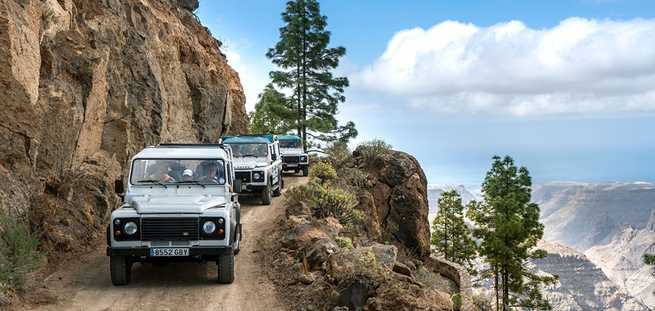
0 0 247 252
533 241 648 311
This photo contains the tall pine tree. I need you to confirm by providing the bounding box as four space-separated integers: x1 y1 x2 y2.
267 0 356 151
467 156 556 310
431 190 476 272
249 84 296 134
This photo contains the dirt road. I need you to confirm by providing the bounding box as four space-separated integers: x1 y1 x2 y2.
28 176 307 311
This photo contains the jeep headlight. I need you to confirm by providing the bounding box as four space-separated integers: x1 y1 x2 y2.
300 156 307 162
202 221 216 234
124 222 138 235
253 171 265 182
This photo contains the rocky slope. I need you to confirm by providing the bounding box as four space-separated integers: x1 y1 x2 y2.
585 212 655 306
0 0 247 254
533 241 649 310
262 146 475 310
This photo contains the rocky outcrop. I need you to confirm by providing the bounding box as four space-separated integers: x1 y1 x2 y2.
351 146 432 258
0 0 247 253
533 241 649 311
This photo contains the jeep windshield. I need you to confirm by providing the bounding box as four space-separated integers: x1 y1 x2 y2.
130 159 226 185
279 140 301 148
227 143 268 158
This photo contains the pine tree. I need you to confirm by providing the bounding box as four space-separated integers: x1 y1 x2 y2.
266 0 356 151
467 156 556 310
430 190 476 271
249 84 296 134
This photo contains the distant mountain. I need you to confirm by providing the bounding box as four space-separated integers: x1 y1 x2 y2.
533 182 655 251
534 241 649 311
427 184 480 214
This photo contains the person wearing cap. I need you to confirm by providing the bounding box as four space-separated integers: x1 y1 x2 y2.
182 169 194 182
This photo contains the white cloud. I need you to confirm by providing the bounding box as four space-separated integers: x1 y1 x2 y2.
222 47 270 112
352 18 655 116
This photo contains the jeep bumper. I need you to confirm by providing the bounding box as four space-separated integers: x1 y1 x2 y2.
107 246 233 258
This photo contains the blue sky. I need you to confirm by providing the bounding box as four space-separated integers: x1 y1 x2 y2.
197 0 655 185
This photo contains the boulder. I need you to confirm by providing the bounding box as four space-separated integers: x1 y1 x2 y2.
351 147 431 258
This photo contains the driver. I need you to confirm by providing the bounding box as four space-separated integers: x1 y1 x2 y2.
199 161 226 184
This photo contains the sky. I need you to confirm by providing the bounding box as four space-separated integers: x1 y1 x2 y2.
197 0 655 185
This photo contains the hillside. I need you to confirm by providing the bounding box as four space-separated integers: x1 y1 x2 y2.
0 0 247 304
0 0 247 246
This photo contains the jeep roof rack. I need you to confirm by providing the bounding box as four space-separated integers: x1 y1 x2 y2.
221 134 277 144
155 143 224 148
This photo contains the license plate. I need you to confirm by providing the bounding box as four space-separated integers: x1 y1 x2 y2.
149 248 189 257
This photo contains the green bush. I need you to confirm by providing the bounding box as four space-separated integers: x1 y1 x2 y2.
324 142 351 168
335 236 354 249
451 293 463 310
309 161 337 184
310 185 364 230
0 213 43 291
356 139 392 162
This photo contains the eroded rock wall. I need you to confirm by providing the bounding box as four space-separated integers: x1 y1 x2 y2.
0 0 247 253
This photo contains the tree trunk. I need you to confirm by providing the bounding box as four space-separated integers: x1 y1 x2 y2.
502 268 509 311
494 266 499 311
300 4 308 152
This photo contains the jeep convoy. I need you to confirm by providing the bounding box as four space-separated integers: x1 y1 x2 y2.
278 134 309 176
220 135 284 205
107 144 243 285
107 135 305 286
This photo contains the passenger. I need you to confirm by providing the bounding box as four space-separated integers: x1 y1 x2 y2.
182 169 194 182
152 165 175 183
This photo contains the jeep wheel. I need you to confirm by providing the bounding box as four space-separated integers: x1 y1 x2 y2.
261 182 272 205
273 176 283 197
110 255 132 286
302 166 309 177
217 253 235 284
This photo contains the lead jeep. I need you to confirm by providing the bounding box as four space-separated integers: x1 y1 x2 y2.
220 135 283 205
107 144 242 285
278 134 309 176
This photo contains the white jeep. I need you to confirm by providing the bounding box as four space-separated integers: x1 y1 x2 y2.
278 134 309 176
107 144 242 285
220 135 283 205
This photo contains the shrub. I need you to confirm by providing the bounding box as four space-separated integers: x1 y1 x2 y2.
309 161 337 184
310 185 364 230
0 213 43 291
356 139 392 162
335 236 354 249
451 293 463 310
324 142 351 168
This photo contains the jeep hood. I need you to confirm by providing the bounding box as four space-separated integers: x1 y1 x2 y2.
130 195 226 214
233 157 268 170
281 147 304 155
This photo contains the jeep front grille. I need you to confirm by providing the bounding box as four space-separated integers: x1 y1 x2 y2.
283 156 300 164
235 171 251 183
141 218 199 241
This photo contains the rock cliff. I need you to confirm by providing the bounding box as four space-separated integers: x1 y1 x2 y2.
533 241 649 311
0 0 247 253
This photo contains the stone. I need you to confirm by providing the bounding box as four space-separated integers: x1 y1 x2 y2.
392 261 413 277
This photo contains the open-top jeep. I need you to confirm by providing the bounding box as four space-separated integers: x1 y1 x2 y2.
220 135 283 205
108 144 242 285
278 134 309 176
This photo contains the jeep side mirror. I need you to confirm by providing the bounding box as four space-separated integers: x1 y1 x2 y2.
114 179 124 195
233 178 242 193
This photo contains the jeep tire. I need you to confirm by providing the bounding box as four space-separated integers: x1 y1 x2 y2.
261 181 272 205
302 166 309 177
110 255 132 286
217 252 235 284
273 175 283 197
